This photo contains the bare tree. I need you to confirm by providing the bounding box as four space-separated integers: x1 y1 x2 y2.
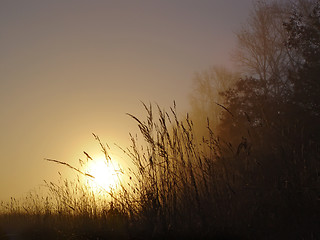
233 0 294 98
189 66 239 134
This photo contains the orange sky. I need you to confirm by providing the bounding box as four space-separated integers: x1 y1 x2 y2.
0 0 253 201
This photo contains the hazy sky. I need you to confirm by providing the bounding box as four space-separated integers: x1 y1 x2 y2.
0 0 253 201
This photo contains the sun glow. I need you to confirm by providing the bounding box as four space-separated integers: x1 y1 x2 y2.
85 157 122 193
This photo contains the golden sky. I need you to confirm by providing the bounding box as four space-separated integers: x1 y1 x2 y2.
0 0 252 201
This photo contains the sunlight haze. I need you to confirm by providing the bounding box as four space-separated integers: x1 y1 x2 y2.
0 0 253 201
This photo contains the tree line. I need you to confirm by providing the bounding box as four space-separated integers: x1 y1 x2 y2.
189 0 320 236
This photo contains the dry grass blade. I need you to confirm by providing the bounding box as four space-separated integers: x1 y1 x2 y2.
83 151 93 160
44 158 94 178
214 101 234 117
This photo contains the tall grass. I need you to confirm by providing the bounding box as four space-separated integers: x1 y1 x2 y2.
1 103 319 239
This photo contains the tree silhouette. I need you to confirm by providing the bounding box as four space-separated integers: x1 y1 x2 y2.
285 0 320 119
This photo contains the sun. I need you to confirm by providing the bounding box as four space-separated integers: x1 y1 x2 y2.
85 157 122 193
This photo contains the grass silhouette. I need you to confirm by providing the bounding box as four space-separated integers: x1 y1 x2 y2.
0 103 319 239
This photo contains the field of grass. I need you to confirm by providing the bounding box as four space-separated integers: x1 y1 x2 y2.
1 103 319 239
